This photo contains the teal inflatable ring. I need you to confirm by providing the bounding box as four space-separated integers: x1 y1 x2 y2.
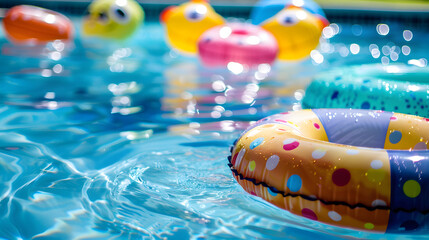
302 64 429 117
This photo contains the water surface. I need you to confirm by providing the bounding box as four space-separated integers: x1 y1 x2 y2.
0 19 428 239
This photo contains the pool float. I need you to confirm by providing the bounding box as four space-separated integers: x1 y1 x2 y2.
229 109 429 232
160 0 225 54
302 64 429 117
2 5 73 45
250 0 327 25
82 0 144 40
197 23 278 67
260 6 327 61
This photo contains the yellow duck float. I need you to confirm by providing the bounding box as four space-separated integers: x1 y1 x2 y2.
161 1 328 62
82 0 144 40
260 6 328 60
161 0 225 54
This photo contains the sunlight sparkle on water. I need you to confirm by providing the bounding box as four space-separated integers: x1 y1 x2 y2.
403 30 413 41
350 44 360 55
402 45 411 55
376 24 389 35
310 50 324 64
227 62 244 75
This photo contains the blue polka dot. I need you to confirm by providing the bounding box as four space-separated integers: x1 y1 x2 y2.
250 137 264 149
361 101 370 109
400 220 419 231
287 175 302 192
331 91 339 100
389 131 402 144
267 187 278 196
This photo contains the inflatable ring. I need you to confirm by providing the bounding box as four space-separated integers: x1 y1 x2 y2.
229 109 429 233
198 22 278 67
302 64 429 117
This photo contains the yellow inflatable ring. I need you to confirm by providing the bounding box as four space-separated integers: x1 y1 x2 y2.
229 109 429 233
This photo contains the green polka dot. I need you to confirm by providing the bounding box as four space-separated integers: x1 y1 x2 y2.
364 222 374 230
366 169 386 183
249 161 256 171
403 180 421 198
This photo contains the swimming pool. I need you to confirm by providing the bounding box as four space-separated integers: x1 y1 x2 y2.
0 4 429 239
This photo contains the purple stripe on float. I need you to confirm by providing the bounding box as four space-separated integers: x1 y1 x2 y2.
312 109 393 148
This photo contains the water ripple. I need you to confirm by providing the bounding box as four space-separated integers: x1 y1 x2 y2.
0 20 428 240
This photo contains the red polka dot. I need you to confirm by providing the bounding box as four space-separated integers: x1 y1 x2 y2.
332 168 351 186
390 117 397 121
277 128 286 131
231 152 238 165
280 112 290 115
283 141 299 151
250 191 256 196
425 118 429 122
302 208 318 220
275 119 287 123
314 123 320 129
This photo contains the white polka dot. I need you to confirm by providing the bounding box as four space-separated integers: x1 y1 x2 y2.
328 211 342 221
346 149 359 155
266 155 280 170
312 149 326 159
236 148 246 167
247 129 261 137
370 160 383 169
371 199 387 207
283 138 297 145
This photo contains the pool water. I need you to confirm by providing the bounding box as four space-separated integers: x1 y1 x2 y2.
0 15 428 239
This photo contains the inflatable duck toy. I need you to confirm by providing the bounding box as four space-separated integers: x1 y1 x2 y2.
82 0 144 40
2 5 73 45
161 0 225 54
250 0 326 25
261 6 328 60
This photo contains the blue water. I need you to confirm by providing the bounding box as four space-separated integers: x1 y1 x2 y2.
0 16 428 239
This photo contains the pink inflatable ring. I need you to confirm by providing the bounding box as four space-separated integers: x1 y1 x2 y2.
198 23 278 67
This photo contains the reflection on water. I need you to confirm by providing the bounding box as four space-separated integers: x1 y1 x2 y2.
161 61 308 121
0 21 428 239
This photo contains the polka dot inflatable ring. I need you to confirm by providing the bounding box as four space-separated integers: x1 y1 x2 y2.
228 109 429 233
302 64 429 117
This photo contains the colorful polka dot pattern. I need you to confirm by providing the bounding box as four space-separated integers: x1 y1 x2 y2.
286 175 302 192
283 138 299 151
250 137 264 149
266 155 280 170
301 64 429 118
229 109 429 233
331 168 351 187
384 113 429 150
389 131 402 144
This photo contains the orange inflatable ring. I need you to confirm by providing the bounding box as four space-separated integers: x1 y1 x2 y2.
2 5 73 44
229 109 429 233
